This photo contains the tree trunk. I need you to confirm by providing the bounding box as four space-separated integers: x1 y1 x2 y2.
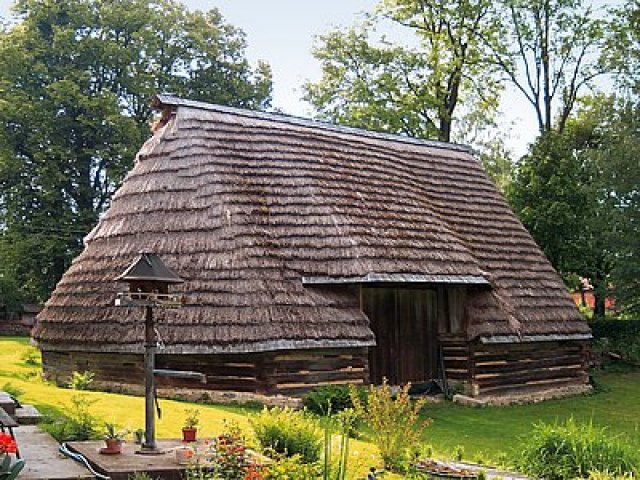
592 275 607 320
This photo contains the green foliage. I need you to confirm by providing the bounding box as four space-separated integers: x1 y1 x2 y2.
183 408 200 428
250 407 323 464
264 453 320 480
104 422 128 440
588 471 636 480
591 320 640 363
514 418 638 479
41 395 100 442
68 370 95 390
0 455 25 480
453 445 465 462
352 380 430 472
128 473 154 480
0 0 272 302
304 0 503 142
477 138 515 195
0 277 23 315
20 348 40 367
322 409 358 480
303 385 366 416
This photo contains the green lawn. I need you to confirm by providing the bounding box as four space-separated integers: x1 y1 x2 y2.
2 335 640 470
420 369 640 463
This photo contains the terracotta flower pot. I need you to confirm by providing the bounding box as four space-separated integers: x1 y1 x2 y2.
102 438 123 454
182 427 197 443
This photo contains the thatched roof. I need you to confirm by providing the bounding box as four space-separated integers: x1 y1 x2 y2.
33 95 589 353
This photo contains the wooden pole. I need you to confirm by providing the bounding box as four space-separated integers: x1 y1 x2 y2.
142 305 158 452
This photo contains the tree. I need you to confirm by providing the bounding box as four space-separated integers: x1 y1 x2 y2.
603 0 640 93
478 138 515 195
304 0 504 142
484 0 606 134
0 0 272 302
509 96 639 318
586 99 640 316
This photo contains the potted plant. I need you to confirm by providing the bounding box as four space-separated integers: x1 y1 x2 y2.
182 409 200 443
102 423 128 454
133 428 145 445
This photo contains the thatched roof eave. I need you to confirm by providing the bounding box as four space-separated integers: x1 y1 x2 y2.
479 333 592 344
302 273 490 287
36 338 376 355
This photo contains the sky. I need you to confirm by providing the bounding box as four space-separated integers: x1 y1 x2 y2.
0 0 544 156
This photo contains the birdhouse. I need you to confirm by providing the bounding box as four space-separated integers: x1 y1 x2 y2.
115 253 184 307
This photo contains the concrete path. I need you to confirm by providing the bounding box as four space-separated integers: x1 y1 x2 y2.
15 425 93 479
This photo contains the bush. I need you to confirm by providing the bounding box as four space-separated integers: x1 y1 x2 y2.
352 379 431 472
69 370 95 390
41 395 100 442
250 407 322 464
591 320 640 363
21 348 40 366
263 453 320 480
303 385 366 416
514 418 638 479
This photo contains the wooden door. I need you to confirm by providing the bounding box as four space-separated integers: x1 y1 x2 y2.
363 287 438 384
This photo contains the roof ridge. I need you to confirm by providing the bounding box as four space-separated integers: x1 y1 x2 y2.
154 94 475 154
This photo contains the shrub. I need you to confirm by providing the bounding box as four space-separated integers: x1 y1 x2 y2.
514 418 638 479
250 407 322 464
264 453 320 480
41 395 100 442
351 379 431 472
591 320 640 363
69 370 95 390
21 348 40 366
303 385 366 416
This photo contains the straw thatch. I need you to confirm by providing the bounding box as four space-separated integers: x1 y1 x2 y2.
33 95 588 354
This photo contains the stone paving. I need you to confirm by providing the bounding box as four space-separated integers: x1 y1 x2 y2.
15 425 93 479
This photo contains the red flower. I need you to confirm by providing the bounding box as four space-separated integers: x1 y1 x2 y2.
244 464 265 480
0 433 16 454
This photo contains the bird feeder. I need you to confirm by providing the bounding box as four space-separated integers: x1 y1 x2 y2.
115 252 183 454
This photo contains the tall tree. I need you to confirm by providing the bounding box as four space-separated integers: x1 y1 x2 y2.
603 0 640 93
587 99 640 316
509 95 639 318
0 0 272 303
484 0 606 133
304 0 504 142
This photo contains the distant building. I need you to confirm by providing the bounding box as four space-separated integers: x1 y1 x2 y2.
0 303 41 335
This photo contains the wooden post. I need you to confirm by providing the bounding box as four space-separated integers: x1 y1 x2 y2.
141 305 159 453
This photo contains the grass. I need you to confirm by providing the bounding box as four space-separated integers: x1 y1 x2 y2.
2 335 640 472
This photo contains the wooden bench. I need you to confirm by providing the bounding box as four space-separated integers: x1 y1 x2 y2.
0 406 20 458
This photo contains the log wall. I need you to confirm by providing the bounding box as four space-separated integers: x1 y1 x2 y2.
441 338 590 396
470 340 590 395
41 347 369 397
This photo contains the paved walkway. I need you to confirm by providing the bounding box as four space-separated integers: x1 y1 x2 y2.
449 460 530 480
15 425 93 479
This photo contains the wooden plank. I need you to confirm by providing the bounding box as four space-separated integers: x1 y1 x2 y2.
475 366 585 388
478 375 589 394
475 358 584 375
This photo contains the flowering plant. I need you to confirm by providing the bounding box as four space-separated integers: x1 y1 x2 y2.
0 434 16 455
185 423 267 480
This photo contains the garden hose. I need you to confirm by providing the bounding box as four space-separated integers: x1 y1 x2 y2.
58 442 111 480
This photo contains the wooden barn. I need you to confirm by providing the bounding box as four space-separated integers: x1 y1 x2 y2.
33 95 592 399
